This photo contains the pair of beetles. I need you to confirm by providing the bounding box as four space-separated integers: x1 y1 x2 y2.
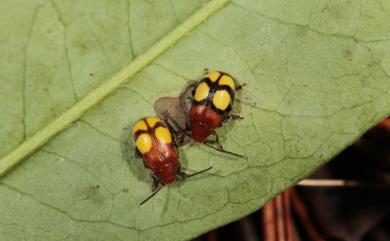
132 71 244 205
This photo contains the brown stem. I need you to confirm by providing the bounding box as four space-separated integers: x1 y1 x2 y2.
262 199 277 241
262 189 295 241
283 190 294 241
206 230 218 241
275 194 286 241
290 189 327 241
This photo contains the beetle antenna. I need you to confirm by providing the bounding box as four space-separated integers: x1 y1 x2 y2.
184 166 213 178
139 185 165 206
203 142 244 158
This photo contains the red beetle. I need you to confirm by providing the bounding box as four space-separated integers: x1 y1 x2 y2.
164 71 244 157
132 116 211 205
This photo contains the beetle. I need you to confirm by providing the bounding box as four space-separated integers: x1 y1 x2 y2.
189 71 244 143
164 71 244 157
132 116 212 205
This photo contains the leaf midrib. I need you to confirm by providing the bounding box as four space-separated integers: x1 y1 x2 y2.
0 0 231 177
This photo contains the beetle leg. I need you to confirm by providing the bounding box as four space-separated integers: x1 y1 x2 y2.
165 122 182 146
151 175 160 191
203 132 245 158
179 167 213 180
171 126 186 147
235 83 247 91
224 113 244 123
188 96 195 104
177 170 190 180
185 120 192 131
215 135 224 150
162 111 191 145
162 111 183 132
204 132 224 150
230 114 244 120
180 83 197 112
135 149 142 158
176 163 188 180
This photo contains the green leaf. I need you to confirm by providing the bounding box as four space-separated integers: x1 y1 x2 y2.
1 0 389 240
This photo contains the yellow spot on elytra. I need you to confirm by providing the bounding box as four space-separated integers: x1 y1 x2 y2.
213 90 231 111
194 82 210 102
219 75 235 89
132 119 147 134
146 117 160 128
155 127 172 144
136 133 152 154
205 71 221 82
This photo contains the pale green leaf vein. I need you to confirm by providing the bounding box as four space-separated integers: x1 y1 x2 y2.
0 0 231 177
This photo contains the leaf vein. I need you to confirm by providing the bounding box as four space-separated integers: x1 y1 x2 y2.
126 0 135 57
0 182 137 231
21 5 40 142
51 0 78 101
0 0 231 177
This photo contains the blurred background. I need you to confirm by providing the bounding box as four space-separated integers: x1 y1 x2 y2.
192 117 390 241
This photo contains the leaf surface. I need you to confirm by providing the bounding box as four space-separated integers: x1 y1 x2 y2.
1 0 390 240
